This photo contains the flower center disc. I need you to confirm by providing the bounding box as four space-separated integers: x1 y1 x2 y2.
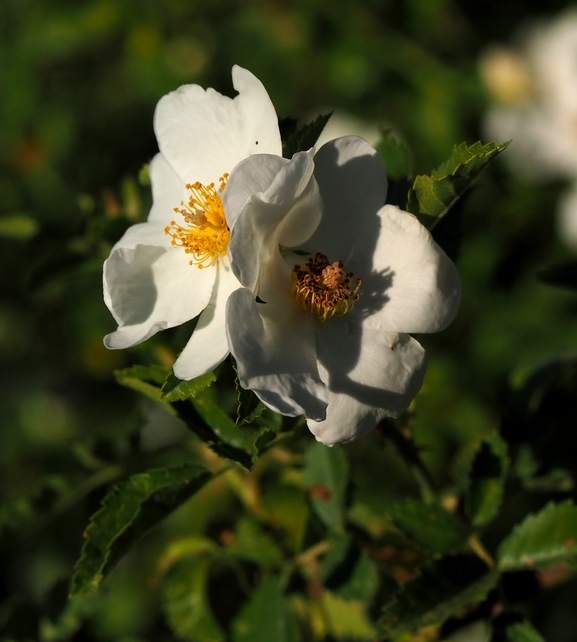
165 174 230 268
291 252 361 322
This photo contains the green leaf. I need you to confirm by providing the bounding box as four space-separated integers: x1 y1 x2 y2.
379 555 498 635
390 498 467 555
163 556 225 642
70 463 212 595
322 592 377 641
235 381 266 427
114 365 172 406
282 113 332 158
225 517 284 566
0 213 39 240
497 500 577 571
161 371 217 402
466 433 509 527
233 576 301 642
491 614 545 642
538 258 577 291
321 534 379 603
407 141 509 229
172 395 254 470
376 128 412 180
304 441 349 531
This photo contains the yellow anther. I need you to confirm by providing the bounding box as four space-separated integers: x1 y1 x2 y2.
165 176 229 268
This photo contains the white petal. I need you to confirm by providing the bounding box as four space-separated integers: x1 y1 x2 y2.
103 245 216 349
110 222 167 252
148 153 190 225
304 136 387 261
224 154 288 229
227 152 322 298
226 288 328 419
154 66 281 185
307 319 427 445
348 204 461 334
173 258 239 379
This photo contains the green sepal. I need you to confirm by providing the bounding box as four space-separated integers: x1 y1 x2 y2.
379 554 498 635
497 500 577 571
282 113 332 158
70 463 212 595
465 433 509 527
407 140 510 229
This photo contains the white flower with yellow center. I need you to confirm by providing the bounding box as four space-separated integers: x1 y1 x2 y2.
103 66 281 378
223 136 461 445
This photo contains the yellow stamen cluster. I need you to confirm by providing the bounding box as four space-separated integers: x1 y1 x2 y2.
291 252 361 322
165 174 230 268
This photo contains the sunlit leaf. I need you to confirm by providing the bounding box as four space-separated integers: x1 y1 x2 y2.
70 464 212 595
407 140 509 229
115 365 171 406
380 555 498 635
323 592 377 641
497 501 577 571
161 371 216 402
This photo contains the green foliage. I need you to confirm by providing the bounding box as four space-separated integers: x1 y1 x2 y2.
491 614 546 642
390 498 467 555
161 371 217 402
538 258 577 291
321 534 379 603
115 365 172 407
226 517 284 566
380 555 498 635
304 441 349 531
282 113 333 158
163 556 225 642
0 213 39 240
71 464 212 595
497 500 577 571
235 379 266 427
232 576 300 642
465 433 509 527
376 128 412 180
407 141 509 229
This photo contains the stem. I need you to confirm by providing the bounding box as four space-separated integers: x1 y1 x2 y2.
468 533 495 569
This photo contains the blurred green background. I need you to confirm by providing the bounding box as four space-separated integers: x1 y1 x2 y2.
2 0 577 640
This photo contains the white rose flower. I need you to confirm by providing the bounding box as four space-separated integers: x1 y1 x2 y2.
223 136 461 445
103 66 281 379
482 11 577 180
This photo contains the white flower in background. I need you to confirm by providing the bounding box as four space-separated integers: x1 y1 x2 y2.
482 11 577 180
223 136 461 445
557 182 577 248
103 66 282 379
314 110 381 148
